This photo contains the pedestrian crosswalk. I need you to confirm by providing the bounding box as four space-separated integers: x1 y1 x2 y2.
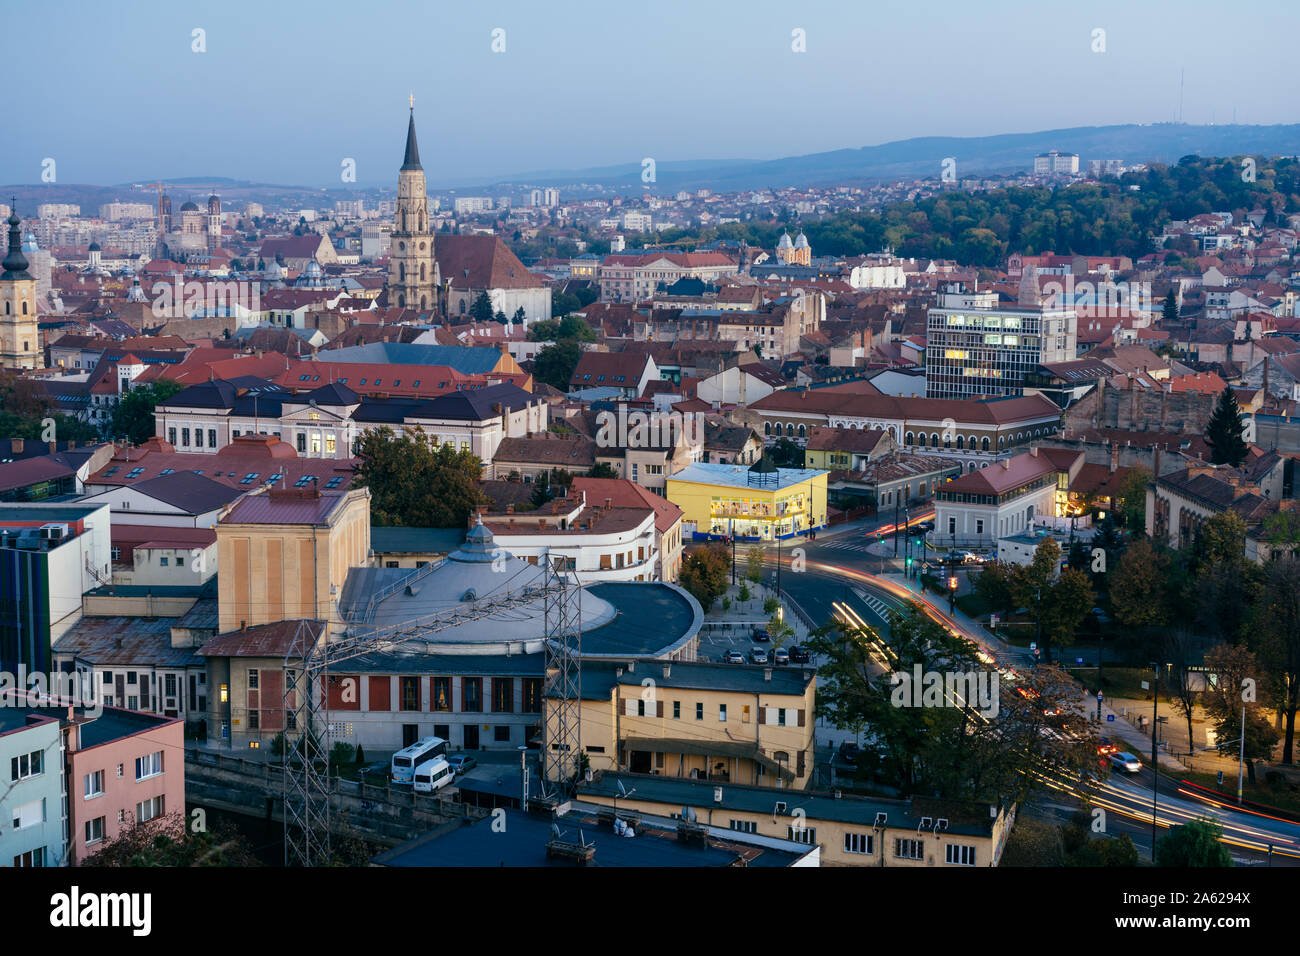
818 539 869 553
854 589 894 623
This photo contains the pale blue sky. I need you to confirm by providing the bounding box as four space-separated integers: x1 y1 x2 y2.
5 0 1297 186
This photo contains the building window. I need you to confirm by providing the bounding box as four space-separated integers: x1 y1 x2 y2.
209 429 217 448
787 826 817 845
134 751 163 781
673 701 681 719
695 702 703 720
718 704 727 722
895 838 924 860
12 798 45 830
729 820 757 834
493 725 511 743
10 750 43 781
182 428 190 447
522 678 542 713
432 676 452 711
844 832 874 855
297 434 306 453
136 795 164 824
462 678 482 713
85 816 106 845
492 678 513 713
84 770 104 799
400 676 420 711
168 427 176 445
946 843 976 866
13 849 43 867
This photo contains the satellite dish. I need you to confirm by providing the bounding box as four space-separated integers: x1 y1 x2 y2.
682 806 697 823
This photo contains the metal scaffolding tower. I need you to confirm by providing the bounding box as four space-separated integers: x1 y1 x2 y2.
542 563 582 793
281 576 566 867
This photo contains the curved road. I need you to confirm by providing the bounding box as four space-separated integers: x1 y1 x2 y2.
767 530 1300 865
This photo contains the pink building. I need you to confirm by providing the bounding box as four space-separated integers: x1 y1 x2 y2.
64 708 185 865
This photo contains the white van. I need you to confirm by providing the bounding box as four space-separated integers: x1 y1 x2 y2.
412 757 454 794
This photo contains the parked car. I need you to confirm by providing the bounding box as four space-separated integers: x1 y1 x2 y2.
446 754 477 776
752 628 770 642
773 647 790 665
724 649 745 664
910 521 933 537
788 644 811 663
1110 752 1142 773
838 741 861 766
947 550 979 564
749 647 769 665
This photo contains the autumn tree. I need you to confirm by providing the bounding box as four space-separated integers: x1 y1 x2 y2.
82 811 260 867
1109 538 1169 629
1249 555 1300 764
679 543 730 611
1115 466 1153 533
1203 644 1278 782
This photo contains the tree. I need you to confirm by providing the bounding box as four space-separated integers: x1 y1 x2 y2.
745 545 764 583
512 307 527 325
109 380 185 445
1156 819 1232 867
532 340 582 391
1115 466 1152 533
679 544 730 611
82 811 260 867
469 291 494 324
1203 644 1278 782
1108 538 1169 629
1161 289 1178 324
586 461 618 479
1249 555 1300 764
353 426 488 527
1196 511 1247 569
1205 388 1249 467
1259 510 1300 559
1165 630 1207 754
494 309 508 324
973 560 1023 617
768 437 803 467
1039 567 1095 660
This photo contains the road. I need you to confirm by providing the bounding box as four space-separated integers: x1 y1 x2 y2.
765 525 1300 864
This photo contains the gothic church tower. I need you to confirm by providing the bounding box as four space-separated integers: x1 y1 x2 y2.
387 105 437 312
0 209 39 370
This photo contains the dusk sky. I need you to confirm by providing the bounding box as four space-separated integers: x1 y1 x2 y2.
6 0 1298 188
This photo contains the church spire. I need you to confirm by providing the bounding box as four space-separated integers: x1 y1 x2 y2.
401 104 422 172
2 202 31 280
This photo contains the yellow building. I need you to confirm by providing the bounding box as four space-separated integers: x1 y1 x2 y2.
555 659 817 788
0 211 39 371
577 772 1017 867
215 485 370 634
666 460 828 541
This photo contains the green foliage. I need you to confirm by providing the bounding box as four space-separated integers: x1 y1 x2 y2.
353 426 488 528
679 544 730 610
973 560 1020 616
331 741 356 765
1162 289 1178 324
469 291 494 324
586 461 618 479
1202 644 1278 767
1115 466 1152 532
533 339 582 391
767 438 803 467
109 379 186 446
738 583 752 603
1109 538 1169 629
745 546 764 583
529 315 596 343
82 811 260 867
1205 388 1249 466
763 596 779 616
1156 819 1233 867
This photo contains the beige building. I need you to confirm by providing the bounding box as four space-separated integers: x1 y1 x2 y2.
558 659 817 789
577 771 1016 867
215 485 370 634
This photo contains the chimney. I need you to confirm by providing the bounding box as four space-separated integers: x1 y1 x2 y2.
539 519 547 530
506 503 514 514
1030 446 1038 457
605 497 613 510
1001 458 1011 470
1110 441 1119 474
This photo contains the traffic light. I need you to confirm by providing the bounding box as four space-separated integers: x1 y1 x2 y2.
906 556 913 567
948 576 958 590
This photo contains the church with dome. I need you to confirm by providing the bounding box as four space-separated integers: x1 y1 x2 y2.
775 229 811 266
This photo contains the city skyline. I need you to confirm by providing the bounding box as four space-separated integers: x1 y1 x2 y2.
6 0 1298 187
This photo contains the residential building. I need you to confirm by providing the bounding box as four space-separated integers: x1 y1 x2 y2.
0 710 65 867
571 477 685 581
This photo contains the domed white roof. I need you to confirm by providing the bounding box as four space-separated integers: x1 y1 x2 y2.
794 232 809 248
777 231 793 249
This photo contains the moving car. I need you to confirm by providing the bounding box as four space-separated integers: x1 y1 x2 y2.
773 647 790 665
788 645 811 663
446 754 477 776
724 649 746 664
752 628 770 642
749 647 769 665
1110 752 1142 773
1097 737 1119 756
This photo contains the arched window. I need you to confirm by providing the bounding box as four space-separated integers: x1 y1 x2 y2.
785 423 795 437
764 421 772 436
397 294 405 308
420 263 426 280
459 300 467 315
21 302 27 315
944 434 952 449
917 432 926 447
931 432 939 447
982 437 990 452
399 263 406 281
420 295 427 310
906 431 914 445
956 436 964 450
797 423 806 439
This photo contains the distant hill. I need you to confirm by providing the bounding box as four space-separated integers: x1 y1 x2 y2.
484 123 1300 192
